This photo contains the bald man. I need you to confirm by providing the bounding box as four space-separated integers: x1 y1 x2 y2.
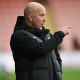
10 2 74 80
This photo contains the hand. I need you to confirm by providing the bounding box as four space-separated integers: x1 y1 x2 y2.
60 26 75 35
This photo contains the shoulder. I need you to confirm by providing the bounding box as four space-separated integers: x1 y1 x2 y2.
11 30 30 42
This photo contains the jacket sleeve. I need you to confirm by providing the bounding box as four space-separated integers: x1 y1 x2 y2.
11 31 65 56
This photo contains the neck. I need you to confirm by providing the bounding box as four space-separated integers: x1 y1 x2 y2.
39 27 42 30
25 20 33 28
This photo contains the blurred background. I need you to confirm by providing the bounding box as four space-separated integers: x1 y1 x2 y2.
0 0 80 80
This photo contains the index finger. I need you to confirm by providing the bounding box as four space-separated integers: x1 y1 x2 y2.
68 26 75 29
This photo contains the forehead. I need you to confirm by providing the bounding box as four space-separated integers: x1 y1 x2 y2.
35 6 46 15
26 3 46 16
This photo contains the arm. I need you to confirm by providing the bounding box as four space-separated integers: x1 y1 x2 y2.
11 26 74 56
11 31 64 56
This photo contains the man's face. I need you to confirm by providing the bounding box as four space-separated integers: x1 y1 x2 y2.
31 7 46 28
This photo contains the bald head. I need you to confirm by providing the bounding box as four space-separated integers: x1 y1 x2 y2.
24 2 45 18
24 2 46 28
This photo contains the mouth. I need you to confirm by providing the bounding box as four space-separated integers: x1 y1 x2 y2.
42 23 44 26
41 24 43 26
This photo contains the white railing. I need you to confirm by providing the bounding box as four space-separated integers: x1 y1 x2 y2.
0 51 80 72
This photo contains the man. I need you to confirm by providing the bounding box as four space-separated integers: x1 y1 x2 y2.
10 2 74 80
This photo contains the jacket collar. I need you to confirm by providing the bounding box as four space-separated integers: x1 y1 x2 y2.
14 16 50 36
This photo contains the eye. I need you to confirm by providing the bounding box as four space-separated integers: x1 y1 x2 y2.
40 14 45 17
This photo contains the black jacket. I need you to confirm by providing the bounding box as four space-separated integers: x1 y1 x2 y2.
10 16 65 80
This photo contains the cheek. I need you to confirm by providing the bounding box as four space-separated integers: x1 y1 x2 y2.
33 16 42 25
37 17 43 23
34 17 40 22
37 15 42 20
35 18 41 24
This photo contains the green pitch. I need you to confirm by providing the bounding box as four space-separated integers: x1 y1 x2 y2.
0 68 80 80
62 68 80 80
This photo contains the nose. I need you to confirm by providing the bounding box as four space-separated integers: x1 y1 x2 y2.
43 16 46 22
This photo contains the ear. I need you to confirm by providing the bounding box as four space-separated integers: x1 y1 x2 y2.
29 13 33 22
